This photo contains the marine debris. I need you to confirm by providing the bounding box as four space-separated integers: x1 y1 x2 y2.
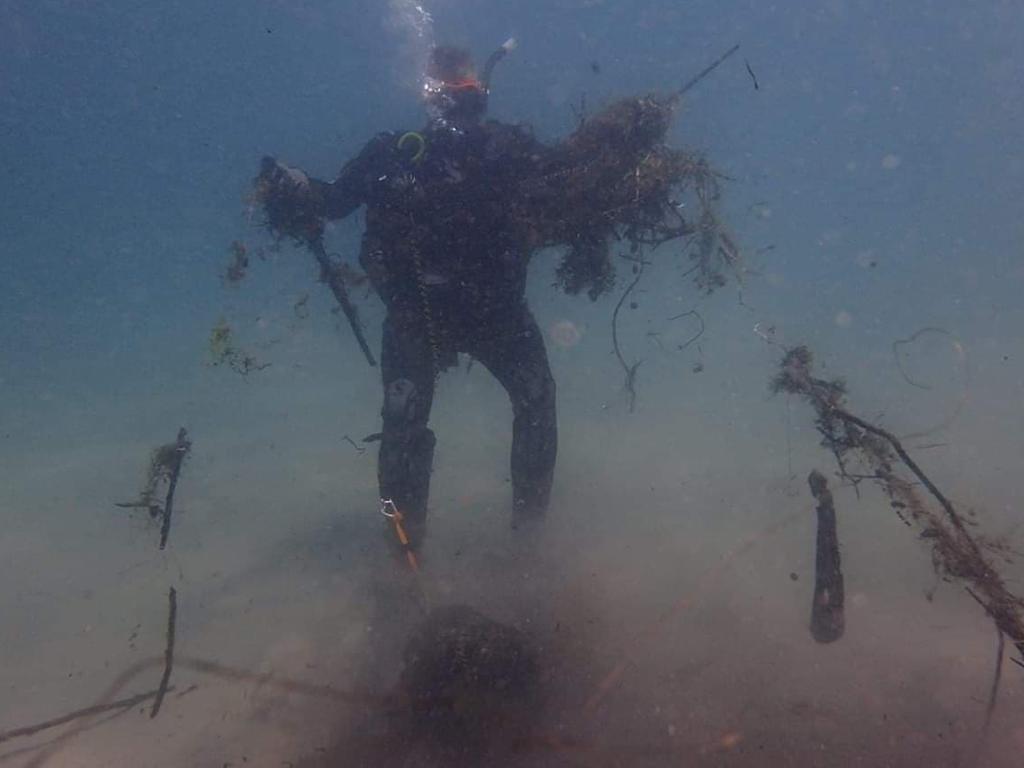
808 470 845 643
772 345 1024 665
528 83 740 406
115 427 191 550
526 92 739 303
207 318 271 375
890 326 970 441
223 240 250 284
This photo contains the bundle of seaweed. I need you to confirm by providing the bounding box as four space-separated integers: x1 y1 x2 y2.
223 240 250 284
773 346 1024 665
248 156 325 245
531 94 739 300
248 160 376 367
115 428 191 549
207 318 271 375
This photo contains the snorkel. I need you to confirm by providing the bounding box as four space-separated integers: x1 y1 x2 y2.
481 37 517 93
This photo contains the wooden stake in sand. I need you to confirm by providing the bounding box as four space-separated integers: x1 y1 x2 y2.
807 470 845 643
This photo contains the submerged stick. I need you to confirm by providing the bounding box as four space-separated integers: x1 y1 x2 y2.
676 43 741 98
310 238 377 367
159 428 189 550
808 471 845 643
150 587 177 718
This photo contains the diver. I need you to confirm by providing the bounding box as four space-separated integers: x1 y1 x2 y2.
257 43 557 551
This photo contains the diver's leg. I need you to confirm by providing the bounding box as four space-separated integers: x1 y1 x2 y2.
379 310 436 549
471 307 557 527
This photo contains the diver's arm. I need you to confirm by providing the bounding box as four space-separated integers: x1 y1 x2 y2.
318 132 397 220
487 122 563 232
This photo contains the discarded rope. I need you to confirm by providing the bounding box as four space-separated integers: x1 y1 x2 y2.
891 327 970 441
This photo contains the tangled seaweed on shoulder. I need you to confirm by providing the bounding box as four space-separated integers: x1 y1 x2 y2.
533 94 741 300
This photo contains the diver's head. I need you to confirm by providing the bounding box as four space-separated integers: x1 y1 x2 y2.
423 45 488 129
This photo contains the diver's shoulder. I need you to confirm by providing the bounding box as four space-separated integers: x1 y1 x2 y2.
481 120 544 154
483 119 536 137
362 129 405 150
349 129 423 165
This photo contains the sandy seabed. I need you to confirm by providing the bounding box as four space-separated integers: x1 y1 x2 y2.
2 314 1022 768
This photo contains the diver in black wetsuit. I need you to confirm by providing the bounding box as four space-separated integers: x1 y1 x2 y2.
260 45 557 549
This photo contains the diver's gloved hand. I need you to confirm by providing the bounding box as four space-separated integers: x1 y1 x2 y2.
259 156 310 192
254 156 323 242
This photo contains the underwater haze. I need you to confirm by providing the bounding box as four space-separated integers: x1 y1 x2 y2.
2 0 1023 765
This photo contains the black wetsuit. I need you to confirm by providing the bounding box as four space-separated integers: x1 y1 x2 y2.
309 120 557 544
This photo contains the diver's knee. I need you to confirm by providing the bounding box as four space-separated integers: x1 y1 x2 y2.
515 366 556 414
382 377 428 426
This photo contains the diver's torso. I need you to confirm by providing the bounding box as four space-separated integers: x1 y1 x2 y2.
357 121 541 313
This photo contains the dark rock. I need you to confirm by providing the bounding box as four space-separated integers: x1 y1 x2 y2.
399 605 540 751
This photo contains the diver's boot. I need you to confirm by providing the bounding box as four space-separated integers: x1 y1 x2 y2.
511 470 552 531
508 376 557 535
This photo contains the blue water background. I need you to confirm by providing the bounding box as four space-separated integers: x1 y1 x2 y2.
1 0 1023 762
